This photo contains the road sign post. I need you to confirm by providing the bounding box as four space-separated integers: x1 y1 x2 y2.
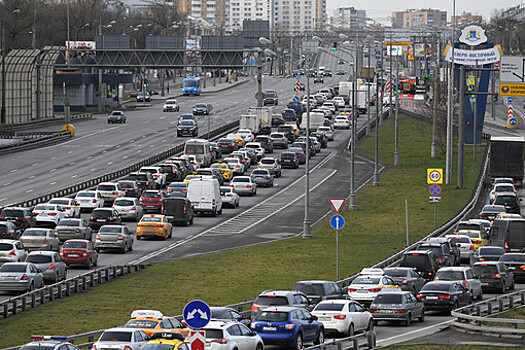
330 214 345 281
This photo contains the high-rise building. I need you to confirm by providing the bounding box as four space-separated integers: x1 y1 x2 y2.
391 9 447 28
333 7 366 29
451 12 482 26
274 0 325 32
226 0 273 31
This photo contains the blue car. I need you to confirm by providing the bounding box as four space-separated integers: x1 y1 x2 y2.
251 306 324 350
282 108 297 122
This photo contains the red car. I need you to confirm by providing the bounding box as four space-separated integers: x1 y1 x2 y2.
140 190 165 213
60 239 98 268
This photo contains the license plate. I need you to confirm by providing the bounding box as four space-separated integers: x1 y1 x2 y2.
357 290 368 293
426 296 438 300
319 317 331 321
2 276 16 280
97 219 106 222
68 253 79 257
482 282 490 286
263 327 276 331
284 160 291 162
380 310 395 314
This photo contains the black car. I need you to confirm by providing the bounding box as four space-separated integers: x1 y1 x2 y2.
310 132 328 148
178 114 196 123
276 125 296 143
177 120 198 137
124 172 155 192
288 147 306 164
370 291 425 326
0 207 34 232
336 69 346 75
426 237 461 265
472 261 515 293
162 197 193 226
383 267 426 294
254 135 273 153
210 307 250 325
272 114 285 127
416 281 472 314
417 243 453 268
192 103 212 115
168 160 188 179
263 90 278 105
314 75 324 83
323 69 332 77
0 221 22 240
217 138 238 154
158 164 181 183
469 246 506 266
117 180 141 198
166 182 188 198
499 253 525 282
278 152 299 169
493 193 521 214
399 250 439 281
88 208 122 231
282 109 297 122
478 204 506 221
107 111 126 124
209 142 222 160
292 280 346 304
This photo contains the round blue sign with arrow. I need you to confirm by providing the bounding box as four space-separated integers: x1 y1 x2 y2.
183 300 211 329
508 97 514 103
509 117 518 126
330 214 345 230
292 96 299 102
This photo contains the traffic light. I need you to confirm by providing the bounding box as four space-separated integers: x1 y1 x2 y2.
332 42 337 51
143 79 148 88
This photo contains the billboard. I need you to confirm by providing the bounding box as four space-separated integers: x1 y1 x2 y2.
65 41 95 61
386 45 403 56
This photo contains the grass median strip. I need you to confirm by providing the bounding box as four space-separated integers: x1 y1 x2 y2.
0 114 485 348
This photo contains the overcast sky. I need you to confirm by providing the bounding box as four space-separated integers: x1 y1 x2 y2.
326 0 522 23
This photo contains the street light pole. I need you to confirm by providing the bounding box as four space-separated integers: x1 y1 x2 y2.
366 39 371 136
303 59 312 239
349 40 358 210
374 42 380 186
394 59 401 166
1 20 5 124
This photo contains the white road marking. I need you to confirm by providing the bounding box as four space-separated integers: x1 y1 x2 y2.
116 145 121 148
0 198 6 202
10 169 16 173
28 175 35 179
90 168 96 172
69 162 75 166
71 175 78 178
123 156 128 159
162 139 167 143
4 182 11 186
50 182 56 185
68 150 73 154
32 163 38 167
51 156 57 160
107 162 113 165
50 168 57 172
87 156 92 160
137 150 142 153
26 189 33 193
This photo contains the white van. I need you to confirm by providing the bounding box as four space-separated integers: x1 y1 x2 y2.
300 112 325 131
184 139 213 167
187 177 222 216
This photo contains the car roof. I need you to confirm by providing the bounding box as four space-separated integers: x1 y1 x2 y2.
103 327 136 333
204 320 241 329
259 306 296 312
0 239 17 244
28 250 56 256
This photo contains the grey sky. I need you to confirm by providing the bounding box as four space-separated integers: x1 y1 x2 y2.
326 0 522 23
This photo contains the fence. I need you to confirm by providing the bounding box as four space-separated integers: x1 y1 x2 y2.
0 130 73 154
452 290 525 339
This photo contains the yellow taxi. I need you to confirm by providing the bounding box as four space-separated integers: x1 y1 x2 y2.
183 174 202 183
494 213 523 220
284 123 300 137
456 229 487 249
226 133 245 147
124 310 190 338
139 331 189 350
137 215 172 240
211 163 233 181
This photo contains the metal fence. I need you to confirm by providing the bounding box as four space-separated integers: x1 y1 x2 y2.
0 130 72 154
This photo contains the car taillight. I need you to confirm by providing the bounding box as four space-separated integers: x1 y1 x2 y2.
504 239 509 251
113 192 118 195
212 199 215 205
76 229 82 233
64 207 71 210
118 235 124 240
236 165 240 168
82 253 88 257
285 324 295 330
89 216 94 220
60 252 64 257
182 190 187 193
21 274 29 281
251 305 259 312
369 309 379 313
247 185 252 188
124 346 132 350
9 250 16 256
0 217 4 220
33 212 37 216
333 315 346 319
479 258 485 262
146 181 150 185
96 234 100 239
348 288 357 292
491 273 502 278
402 279 409 284
368 288 382 292
437 258 445 262
42 238 48 245
47 264 56 270
416 294 425 299
92 199 97 203
211 339 229 344
470 245 475 250
519 265 525 271
439 295 451 299
48 212 57 216
18 217 27 221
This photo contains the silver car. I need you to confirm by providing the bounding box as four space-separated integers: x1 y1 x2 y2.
92 327 148 350
231 176 257 196
0 262 44 292
270 132 289 149
258 157 282 177
20 228 60 251
220 186 240 208
112 197 143 221
250 169 274 187
95 225 134 253
0 240 28 264
25 251 67 283
55 218 93 242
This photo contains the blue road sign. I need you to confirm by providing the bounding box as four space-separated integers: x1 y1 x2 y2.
330 214 345 230
292 96 299 102
509 117 518 127
429 184 442 196
508 97 514 103
183 300 211 329
296 75 301 80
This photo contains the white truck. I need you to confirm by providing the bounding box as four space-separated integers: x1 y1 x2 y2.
356 87 369 113
299 112 325 132
239 107 274 134
187 177 223 216
339 81 352 97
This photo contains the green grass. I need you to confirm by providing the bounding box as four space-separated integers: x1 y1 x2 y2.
386 345 525 349
0 114 485 348
483 306 525 329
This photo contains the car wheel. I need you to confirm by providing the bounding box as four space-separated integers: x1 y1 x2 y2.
418 308 425 322
510 279 515 290
29 282 35 292
405 313 412 326
477 289 483 300
294 333 303 350
218 207 222 215
85 259 92 269
501 281 507 293
121 245 127 254
128 243 133 251
255 344 263 350
313 329 324 345
348 324 354 336
366 319 374 331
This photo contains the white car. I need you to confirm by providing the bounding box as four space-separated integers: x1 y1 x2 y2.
204 320 264 350
139 167 167 189
334 116 350 129
317 126 334 141
163 99 179 112
445 234 475 261
489 183 518 203
333 97 346 108
35 209 67 228
348 269 400 304
322 102 336 114
245 142 265 160
0 240 28 263
230 176 257 196
47 197 81 218
96 182 125 204
112 197 143 221
75 190 105 211
237 129 255 142
220 186 240 208
224 157 245 175
32 204 64 217
312 300 374 336
92 327 148 350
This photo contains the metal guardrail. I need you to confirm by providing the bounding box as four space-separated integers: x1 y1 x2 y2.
452 290 525 339
0 131 73 154
305 332 376 350
0 264 144 321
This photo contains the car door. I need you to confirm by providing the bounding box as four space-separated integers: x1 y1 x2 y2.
226 324 247 350
348 302 366 331
124 227 133 247
465 268 482 297
499 263 513 286
15 241 27 261
54 252 66 279
455 284 470 306
49 230 60 250
294 293 311 311
133 330 145 350
407 293 422 318
299 309 316 341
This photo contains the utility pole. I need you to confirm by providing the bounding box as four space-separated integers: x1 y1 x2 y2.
431 57 439 158
458 65 465 189
374 42 380 186
1 20 6 124
366 39 371 136
394 59 400 166
303 59 312 238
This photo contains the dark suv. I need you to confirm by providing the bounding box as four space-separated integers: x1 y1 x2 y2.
254 135 273 154
493 193 521 214
0 207 34 232
399 250 438 281
427 237 461 265
124 172 155 192
417 243 454 268
89 208 122 231
279 152 299 169
263 90 278 105
292 280 346 304
276 125 296 143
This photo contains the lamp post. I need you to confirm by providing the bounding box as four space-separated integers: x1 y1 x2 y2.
303 58 312 239
256 37 273 107
374 40 381 186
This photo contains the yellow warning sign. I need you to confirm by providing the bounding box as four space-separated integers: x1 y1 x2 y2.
427 168 443 184
500 83 525 96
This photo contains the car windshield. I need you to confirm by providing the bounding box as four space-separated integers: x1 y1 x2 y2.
499 254 525 262
494 196 518 204
77 192 95 198
255 295 289 306
233 178 250 183
218 139 233 143
255 311 288 322
0 243 14 250
99 227 123 234
265 92 276 97
63 241 87 249
99 331 132 342
204 329 223 339
143 192 160 198
421 283 453 292
0 264 26 272
183 80 197 87
435 271 464 280
314 303 345 311
480 247 505 255
495 185 515 192
473 265 498 274
252 170 268 175
0 225 9 233
180 120 195 126
459 231 480 239
373 294 403 304
26 255 52 264
94 210 113 218
165 101 177 105
294 283 324 295
35 205 56 211
58 220 80 227
97 185 116 191
449 236 470 243
401 254 430 267
353 277 380 284
23 229 48 237
457 223 481 231
261 159 275 165
141 217 161 223
195 104 206 108
418 246 442 257
384 269 409 277
114 200 135 206
0 209 23 217
125 320 158 329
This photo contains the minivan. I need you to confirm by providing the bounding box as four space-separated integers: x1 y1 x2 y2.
187 178 223 216
399 250 438 280
490 217 525 252
162 197 194 226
